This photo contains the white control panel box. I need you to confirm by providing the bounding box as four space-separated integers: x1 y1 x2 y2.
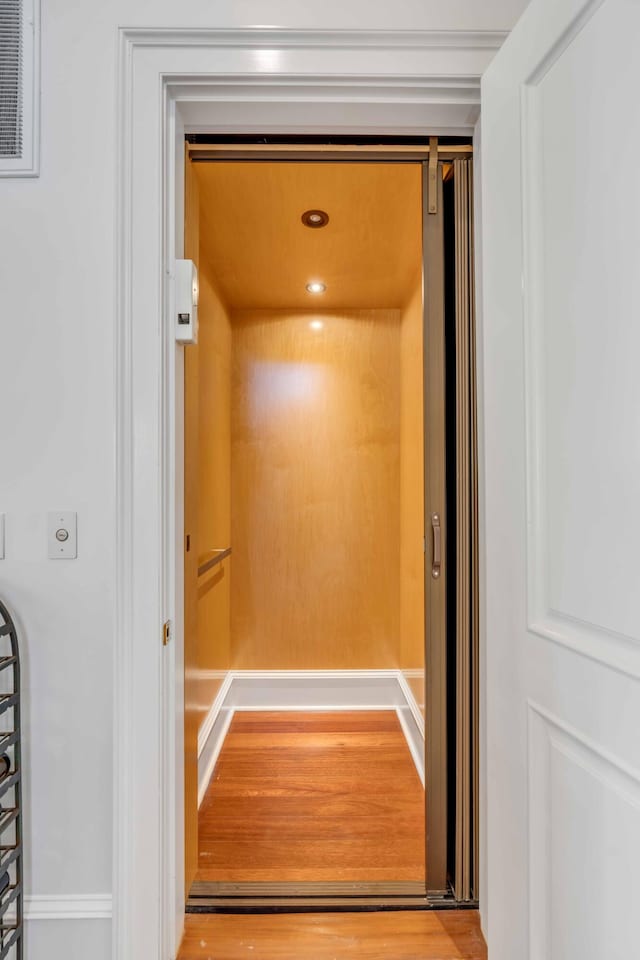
175 259 199 344
48 512 77 559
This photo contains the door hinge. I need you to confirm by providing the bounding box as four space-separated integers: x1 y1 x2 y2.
162 620 172 647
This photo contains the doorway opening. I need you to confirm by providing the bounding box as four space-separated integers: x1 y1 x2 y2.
181 139 477 912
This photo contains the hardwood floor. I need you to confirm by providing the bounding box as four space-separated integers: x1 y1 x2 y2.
197 710 425 883
178 911 487 959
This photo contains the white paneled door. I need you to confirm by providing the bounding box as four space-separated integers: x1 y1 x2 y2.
481 0 640 958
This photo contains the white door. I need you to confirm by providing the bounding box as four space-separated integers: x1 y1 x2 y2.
481 1 640 958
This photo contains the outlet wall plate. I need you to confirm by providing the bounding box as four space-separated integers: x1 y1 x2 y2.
47 512 77 559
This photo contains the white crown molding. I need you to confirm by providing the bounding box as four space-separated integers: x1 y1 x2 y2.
118 26 508 123
120 26 508 51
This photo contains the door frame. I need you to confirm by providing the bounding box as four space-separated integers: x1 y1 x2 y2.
183 141 471 907
113 27 498 960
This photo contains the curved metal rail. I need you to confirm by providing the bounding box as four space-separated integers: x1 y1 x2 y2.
0 601 22 960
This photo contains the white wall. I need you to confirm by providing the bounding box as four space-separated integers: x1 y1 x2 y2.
0 1 528 956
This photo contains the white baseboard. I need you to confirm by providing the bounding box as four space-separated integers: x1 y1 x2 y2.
397 671 426 734
197 672 234 806
197 669 426 801
196 672 233 757
22 894 112 920
197 708 233 807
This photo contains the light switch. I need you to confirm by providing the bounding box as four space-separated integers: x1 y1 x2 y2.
0 515 4 559
48 512 77 559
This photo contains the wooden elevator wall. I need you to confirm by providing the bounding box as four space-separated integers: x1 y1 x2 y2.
196 253 232 713
400 279 426 681
230 308 402 670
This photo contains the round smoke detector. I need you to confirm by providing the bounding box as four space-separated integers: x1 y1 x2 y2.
301 209 329 228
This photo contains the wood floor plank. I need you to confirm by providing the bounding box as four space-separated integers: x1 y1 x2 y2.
231 711 402 733
197 710 425 883
178 911 487 959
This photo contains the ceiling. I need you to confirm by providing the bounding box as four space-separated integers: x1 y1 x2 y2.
194 161 422 312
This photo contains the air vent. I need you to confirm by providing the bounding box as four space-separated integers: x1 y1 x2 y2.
0 0 39 176
0 0 23 157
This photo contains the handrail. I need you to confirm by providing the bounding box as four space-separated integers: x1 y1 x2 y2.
197 547 232 577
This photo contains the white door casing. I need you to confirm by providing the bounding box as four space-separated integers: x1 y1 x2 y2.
481 1 640 958
114 28 504 960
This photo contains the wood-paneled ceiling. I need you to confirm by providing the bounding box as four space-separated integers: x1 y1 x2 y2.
194 161 422 311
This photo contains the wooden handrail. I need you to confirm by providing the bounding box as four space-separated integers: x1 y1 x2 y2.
197 547 232 577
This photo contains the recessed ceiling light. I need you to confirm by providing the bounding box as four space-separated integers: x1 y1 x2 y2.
301 209 329 228
310 320 324 331
306 282 326 294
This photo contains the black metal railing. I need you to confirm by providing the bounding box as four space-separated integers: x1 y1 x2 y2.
0 602 22 960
